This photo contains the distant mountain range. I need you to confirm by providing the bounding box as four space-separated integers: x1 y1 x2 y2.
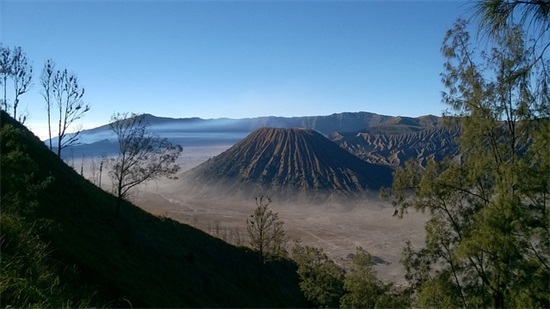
181 127 394 202
62 111 460 167
74 111 398 138
47 111 462 202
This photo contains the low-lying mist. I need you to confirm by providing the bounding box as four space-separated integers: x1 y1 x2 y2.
72 145 427 284
140 185 427 284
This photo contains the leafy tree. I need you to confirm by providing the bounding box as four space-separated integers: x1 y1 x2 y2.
340 247 385 309
246 195 288 267
389 18 549 308
340 247 410 309
109 112 182 217
291 243 344 308
371 287 411 309
51 68 90 157
474 0 550 39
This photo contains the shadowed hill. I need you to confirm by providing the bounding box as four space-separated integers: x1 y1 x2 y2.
182 127 394 202
0 111 308 308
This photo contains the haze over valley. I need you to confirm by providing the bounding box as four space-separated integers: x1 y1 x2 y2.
66 111 449 283
3 1 548 307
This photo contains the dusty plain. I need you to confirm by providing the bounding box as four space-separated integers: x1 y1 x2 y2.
77 145 427 284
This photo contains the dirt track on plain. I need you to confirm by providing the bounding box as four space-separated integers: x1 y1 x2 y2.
134 183 427 284
78 145 427 284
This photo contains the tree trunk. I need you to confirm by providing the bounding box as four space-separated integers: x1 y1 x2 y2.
99 161 103 188
47 102 52 150
257 254 263 282
57 119 62 157
12 97 17 120
2 75 7 111
116 178 124 218
57 100 62 157
494 290 504 309
257 245 265 282
116 193 122 218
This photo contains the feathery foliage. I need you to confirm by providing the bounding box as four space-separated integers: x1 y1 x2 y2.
247 195 288 265
389 17 549 308
292 244 345 308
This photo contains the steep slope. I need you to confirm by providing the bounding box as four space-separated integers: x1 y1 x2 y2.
182 127 394 201
0 111 308 308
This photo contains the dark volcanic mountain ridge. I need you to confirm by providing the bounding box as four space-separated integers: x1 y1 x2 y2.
332 127 460 166
330 116 461 166
182 127 394 202
78 111 395 136
53 111 461 170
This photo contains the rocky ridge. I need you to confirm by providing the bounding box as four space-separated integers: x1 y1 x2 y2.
182 127 394 202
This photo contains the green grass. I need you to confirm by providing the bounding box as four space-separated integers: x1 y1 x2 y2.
0 111 309 308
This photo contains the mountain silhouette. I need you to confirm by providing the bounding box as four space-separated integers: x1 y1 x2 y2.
182 127 394 202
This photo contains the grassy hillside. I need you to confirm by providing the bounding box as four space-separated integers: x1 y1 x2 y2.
0 111 309 308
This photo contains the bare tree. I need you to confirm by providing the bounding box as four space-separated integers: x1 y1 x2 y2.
51 68 90 157
10 46 32 123
41 59 55 150
214 220 221 236
246 196 288 267
0 45 33 123
108 112 182 217
90 156 98 185
233 227 242 246
99 155 106 189
0 45 11 112
80 153 86 176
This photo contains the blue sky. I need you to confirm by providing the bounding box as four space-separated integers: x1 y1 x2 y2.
1 0 471 139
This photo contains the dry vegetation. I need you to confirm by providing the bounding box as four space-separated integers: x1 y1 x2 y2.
76 146 427 284
139 191 427 284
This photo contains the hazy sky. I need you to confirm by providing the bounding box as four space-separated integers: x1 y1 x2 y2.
1 0 472 139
